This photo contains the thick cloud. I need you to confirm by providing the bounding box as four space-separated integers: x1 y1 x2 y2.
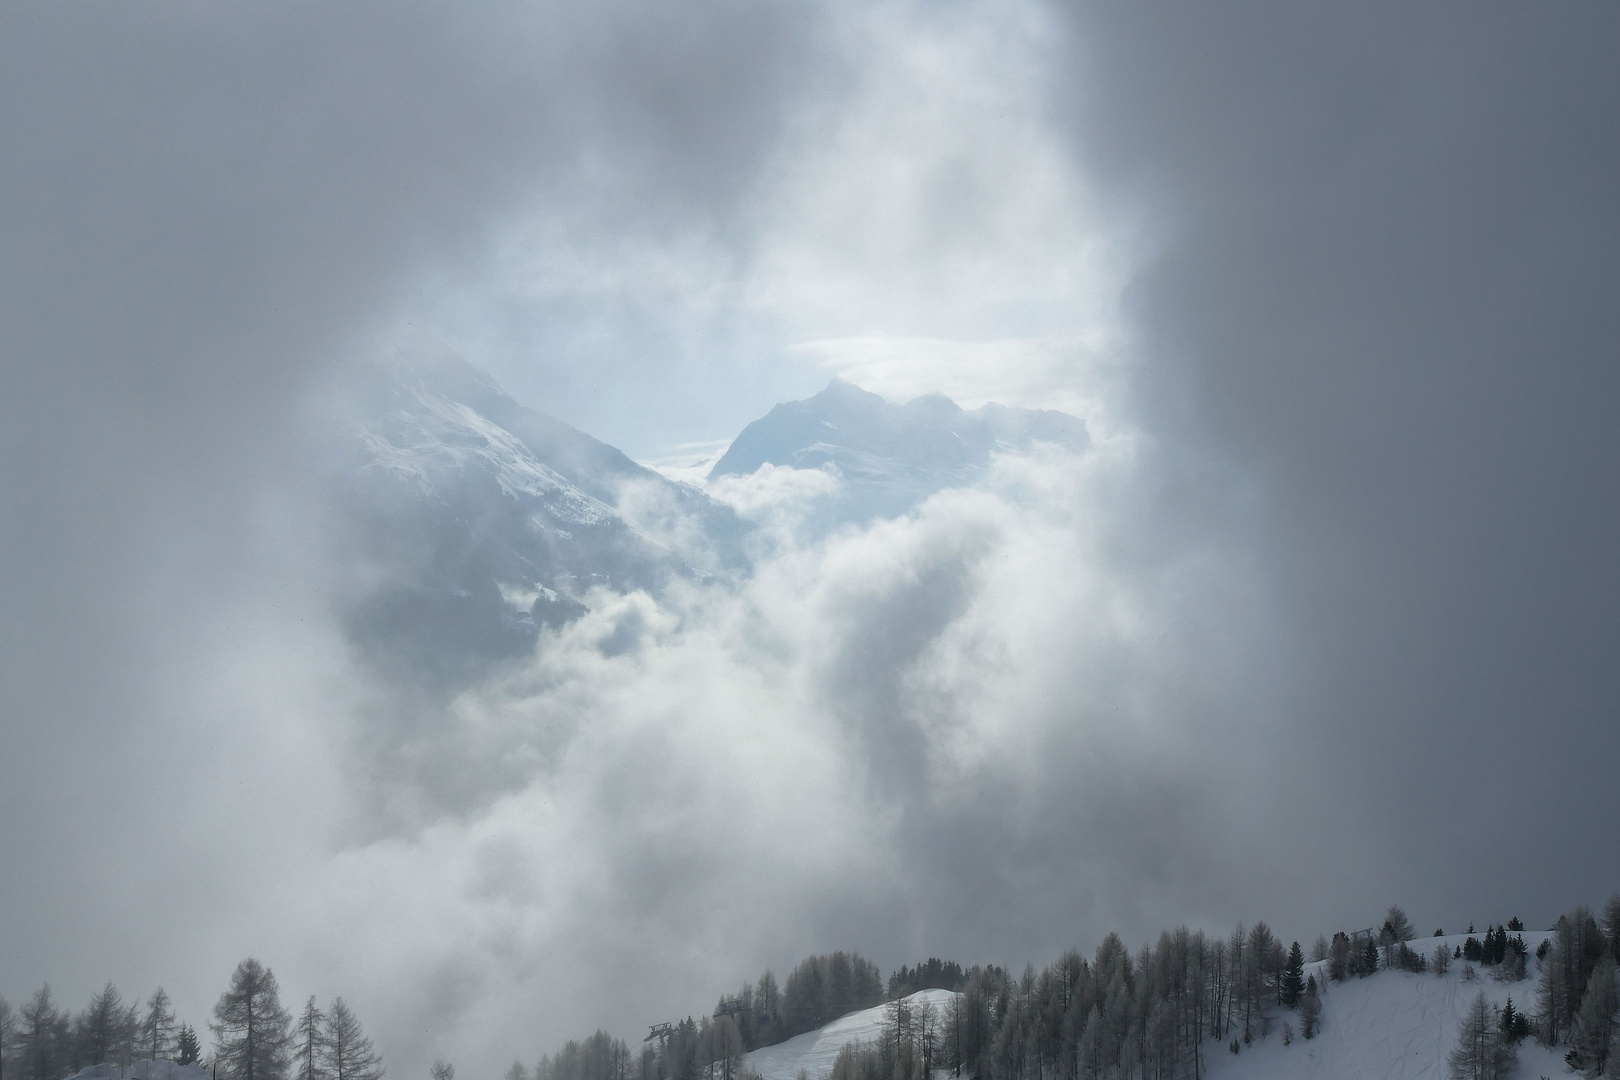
1053 2 1620 925
0 0 823 1059
289 436 1268 1076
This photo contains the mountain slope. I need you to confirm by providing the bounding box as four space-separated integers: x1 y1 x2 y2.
740 936 1566 1080
709 379 1087 527
745 989 960 1080
1207 934 1560 1080
339 349 747 684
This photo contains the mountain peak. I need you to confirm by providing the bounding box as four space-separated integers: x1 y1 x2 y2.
707 379 1086 527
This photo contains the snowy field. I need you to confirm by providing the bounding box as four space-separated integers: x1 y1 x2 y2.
745 989 959 1080
1204 933 1567 1080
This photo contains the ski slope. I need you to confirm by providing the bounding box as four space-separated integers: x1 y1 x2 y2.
1204 933 1567 1080
746 989 959 1080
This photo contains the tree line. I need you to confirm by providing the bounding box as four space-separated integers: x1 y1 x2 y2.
516 897 1620 1080
0 960 381 1080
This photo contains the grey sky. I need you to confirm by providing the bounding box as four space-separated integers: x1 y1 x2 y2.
2 2 1617 1078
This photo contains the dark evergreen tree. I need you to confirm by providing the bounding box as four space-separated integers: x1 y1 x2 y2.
1281 943 1305 1008
211 959 293 1080
1498 997 1530 1045
1362 936 1381 976
1327 932 1350 982
1463 937 1483 963
175 1024 202 1066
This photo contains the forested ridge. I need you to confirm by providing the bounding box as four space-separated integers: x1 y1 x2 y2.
9 896 1620 1080
522 897 1620 1080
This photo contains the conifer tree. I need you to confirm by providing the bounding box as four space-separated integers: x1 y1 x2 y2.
1362 937 1381 976
1299 977 1321 1040
322 999 382 1080
78 983 127 1066
1574 956 1618 1077
211 959 293 1080
0 995 15 1080
1385 906 1416 943
429 1062 453 1080
176 1024 202 1066
294 998 328 1080
1448 992 1514 1080
1498 998 1530 1045
1281 943 1305 1008
1327 932 1350 981
143 990 177 1062
18 986 66 1080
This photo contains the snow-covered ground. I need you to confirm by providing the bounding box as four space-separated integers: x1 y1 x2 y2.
745 934 1575 1080
746 989 959 1080
1205 932 1567 1080
64 1062 210 1080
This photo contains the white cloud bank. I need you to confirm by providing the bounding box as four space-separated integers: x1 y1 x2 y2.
295 433 1270 1079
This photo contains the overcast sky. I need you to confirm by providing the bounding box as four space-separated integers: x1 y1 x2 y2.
3 2 1618 1078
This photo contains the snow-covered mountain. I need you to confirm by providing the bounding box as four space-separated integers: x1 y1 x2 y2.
709 378 1087 527
338 349 747 683
334 358 1085 683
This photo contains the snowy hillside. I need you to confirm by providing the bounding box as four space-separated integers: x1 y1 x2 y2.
737 935 1574 1080
708 379 1086 529
337 346 748 682
1207 933 1562 1080
746 989 960 1080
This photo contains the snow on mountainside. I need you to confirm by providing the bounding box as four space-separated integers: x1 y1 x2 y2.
708 379 1087 528
339 348 748 683
746 989 960 1080
742 936 1569 1080
337 356 1087 682
1209 933 1563 1080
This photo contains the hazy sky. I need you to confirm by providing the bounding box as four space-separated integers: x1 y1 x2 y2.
2 2 1618 1078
